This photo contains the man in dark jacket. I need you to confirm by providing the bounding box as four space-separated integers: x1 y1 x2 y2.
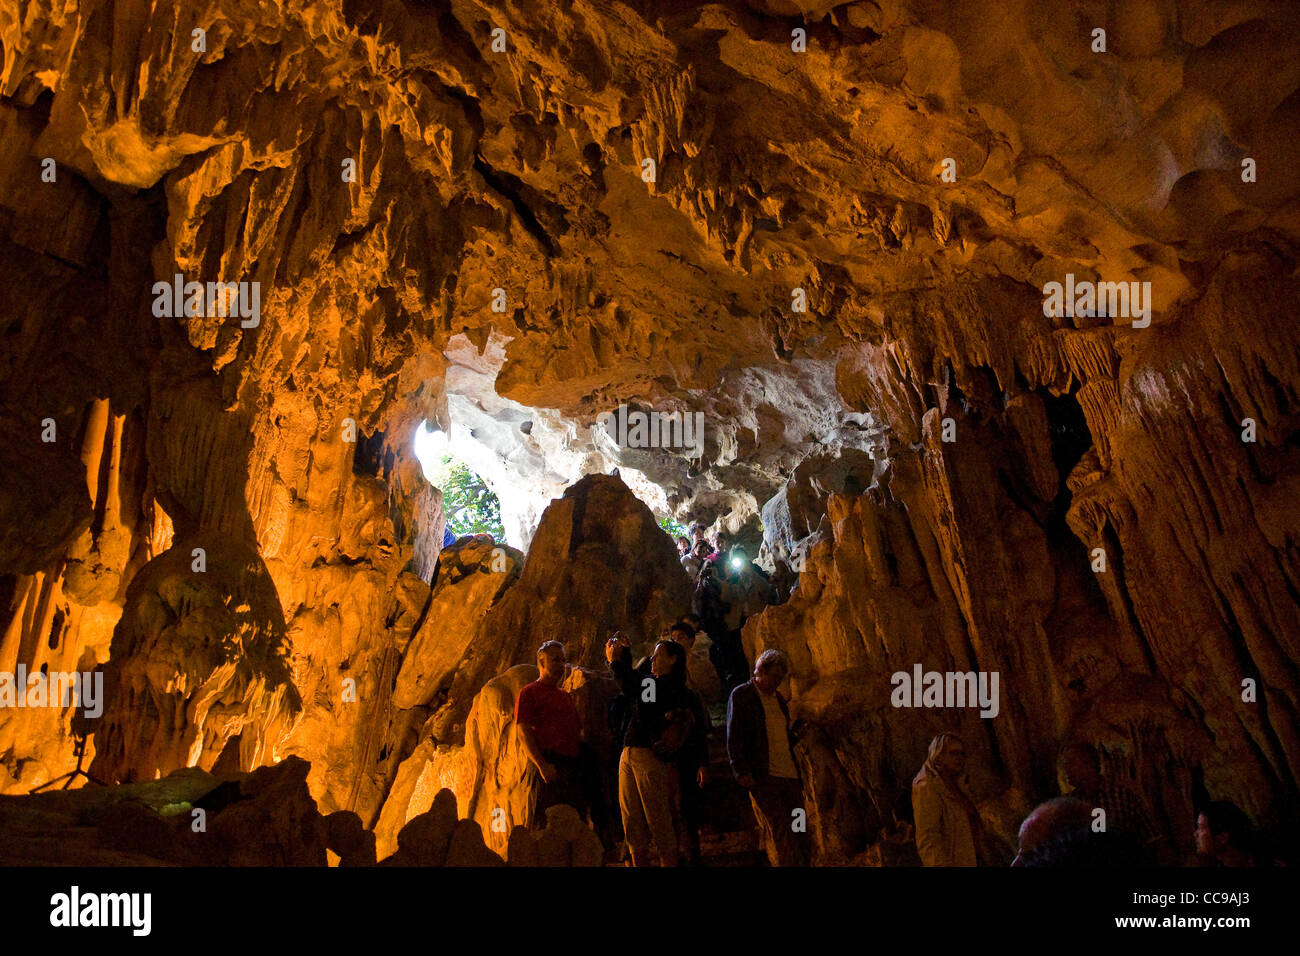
726 648 810 866
694 561 738 689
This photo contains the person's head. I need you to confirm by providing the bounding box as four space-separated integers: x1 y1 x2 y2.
1060 741 1101 793
650 639 686 679
692 540 711 560
676 535 690 555
1195 801 1254 861
715 531 729 553
1013 797 1130 866
689 522 705 543
925 732 967 780
1014 797 1092 865
667 621 696 650
753 648 789 695
536 641 566 684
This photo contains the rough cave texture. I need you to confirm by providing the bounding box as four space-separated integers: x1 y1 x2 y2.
0 756 371 866
89 531 300 784
1 0 1299 865
374 475 677 857
374 660 615 861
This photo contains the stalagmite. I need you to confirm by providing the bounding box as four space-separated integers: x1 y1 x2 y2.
0 0 1295 890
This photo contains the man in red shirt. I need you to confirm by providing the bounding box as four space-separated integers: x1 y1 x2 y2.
515 641 584 826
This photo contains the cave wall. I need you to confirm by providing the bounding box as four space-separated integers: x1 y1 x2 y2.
0 0 1297 861
756 252 1300 860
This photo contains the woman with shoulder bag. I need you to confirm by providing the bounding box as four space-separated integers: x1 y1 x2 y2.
606 636 699 866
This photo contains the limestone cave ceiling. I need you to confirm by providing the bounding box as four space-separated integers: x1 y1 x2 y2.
8 0 1297 540
1 0 1299 869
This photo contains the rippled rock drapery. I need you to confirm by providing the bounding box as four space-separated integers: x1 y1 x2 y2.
90 533 300 784
750 254 1300 862
0 397 171 791
0 0 1297 861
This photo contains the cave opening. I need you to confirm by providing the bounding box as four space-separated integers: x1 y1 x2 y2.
428 331 699 553
5 0 1300 900
413 421 506 543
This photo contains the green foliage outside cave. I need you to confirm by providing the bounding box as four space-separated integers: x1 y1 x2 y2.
431 455 506 541
429 452 683 546
658 514 688 540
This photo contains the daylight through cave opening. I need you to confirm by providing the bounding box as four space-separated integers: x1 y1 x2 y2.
413 421 506 544
1 0 1298 894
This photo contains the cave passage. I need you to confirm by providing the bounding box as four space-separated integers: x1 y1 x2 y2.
0 0 1297 900
413 421 507 543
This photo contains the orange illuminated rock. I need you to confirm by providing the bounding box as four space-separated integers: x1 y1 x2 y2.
0 0 1296 866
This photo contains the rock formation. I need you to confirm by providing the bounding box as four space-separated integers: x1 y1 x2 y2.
90 531 300 784
374 474 679 857
0 0 1297 868
0 756 369 866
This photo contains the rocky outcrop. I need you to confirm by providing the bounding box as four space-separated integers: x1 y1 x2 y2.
375 659 619 862
509 804 605 867
340 534 521 830
1 0 1298 865
380 784 601 865
392 537 522 715
428 474 691 745
371 475 678 853
748 254 1300 862
90 532 300 784
0 756 340 866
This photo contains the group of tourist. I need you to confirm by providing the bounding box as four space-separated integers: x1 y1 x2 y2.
509 524 1276 868
910 731 1277 867
514 618 807 866
675 524 779 692
511 520 807 866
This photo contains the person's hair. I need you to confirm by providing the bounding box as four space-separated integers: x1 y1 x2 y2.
537 640 565 660
1015 797 1145 867
925 732 966 766
1199 800 1254 850
693 540 711 557
676 535 690 546
668 621 696 642
755 648 789 676
689 522 702 536
1018 821 1133 866
654 639 687 675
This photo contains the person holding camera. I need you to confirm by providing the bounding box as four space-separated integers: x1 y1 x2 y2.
607 634 707 867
